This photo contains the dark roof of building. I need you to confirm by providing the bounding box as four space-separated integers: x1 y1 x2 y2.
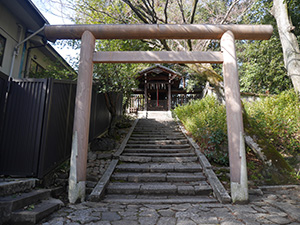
2 0 49 31
136 64 183 90
2 0 75 74
138 64 182 77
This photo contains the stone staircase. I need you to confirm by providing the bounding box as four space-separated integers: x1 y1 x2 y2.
0 178 63 224
91 116 229 204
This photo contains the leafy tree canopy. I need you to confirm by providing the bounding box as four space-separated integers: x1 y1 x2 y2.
36 0 300 94
236 0 294 94
42 0 257 92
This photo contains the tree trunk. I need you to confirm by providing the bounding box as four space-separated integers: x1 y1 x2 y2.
272 0 300 93
104 92 121 136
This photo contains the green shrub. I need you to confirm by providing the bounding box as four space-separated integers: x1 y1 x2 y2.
173 91 300 183
173 96 229 166
244 90 300 159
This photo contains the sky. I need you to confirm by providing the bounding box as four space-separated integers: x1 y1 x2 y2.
31 0 79 66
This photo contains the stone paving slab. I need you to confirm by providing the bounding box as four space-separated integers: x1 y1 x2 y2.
119 156 198 163
124 148 193 153
115 163 202 173
166 173 206 182
127 140 188 144
113 172 167 182
151 156 198 163
41 185 300 225
129 137 187 141
106 181 212 196
122 152 195 157
125 144 190 149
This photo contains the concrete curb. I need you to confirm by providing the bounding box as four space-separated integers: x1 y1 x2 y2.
177 122 232 204
88 159 119 202
114 119 139 157
258 184 300 191
88 119 139 201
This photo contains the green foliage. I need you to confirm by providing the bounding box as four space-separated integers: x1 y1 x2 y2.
287 0 300 42
236 0 293 94
29 61 76 80
92 39 153 94
69 0 263 91
72 0 156 95
237 36 292 94
173 91 300 184
173 96 229 166
244 90 300 158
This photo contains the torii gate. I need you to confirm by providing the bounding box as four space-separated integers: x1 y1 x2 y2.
44 24 273 204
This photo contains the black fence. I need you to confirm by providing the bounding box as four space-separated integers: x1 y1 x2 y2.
0 76 122 178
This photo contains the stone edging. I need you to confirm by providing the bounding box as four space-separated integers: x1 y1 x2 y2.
258 184 300 191
88 119 139 202
177 121 232 204
114 119 139 157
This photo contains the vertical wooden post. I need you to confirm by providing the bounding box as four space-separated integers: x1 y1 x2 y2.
156 83 159 107
69 31 95 204
221 31 248 203
168 83 171 111
144 81 148 111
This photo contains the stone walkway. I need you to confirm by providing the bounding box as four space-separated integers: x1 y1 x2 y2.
41 185 300 224
99 117 218 204
41 112 300 224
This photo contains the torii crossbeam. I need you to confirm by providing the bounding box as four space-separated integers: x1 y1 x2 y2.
44 24 273 204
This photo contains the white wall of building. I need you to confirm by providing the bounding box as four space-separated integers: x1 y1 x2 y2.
0 2 26 78
0 2 69 79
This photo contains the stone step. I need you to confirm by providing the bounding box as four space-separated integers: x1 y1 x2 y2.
133 131 181 134
112 172 206 182
129 137 186 141
95 118 222 204
106 182 212 195
0 189 51 211
103 195 218 204
0 178 36 197
122 152 195 157
116 163 202 173
134 124 179 128
130 134 184 138
124 148 193 154
134 128 180 131
119 156 198 163
125 144 191 149
127 139 188 145
135 123 176 127
10 198 63 225
132 131 183 136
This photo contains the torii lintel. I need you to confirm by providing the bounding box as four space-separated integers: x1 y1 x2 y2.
44 24 273 41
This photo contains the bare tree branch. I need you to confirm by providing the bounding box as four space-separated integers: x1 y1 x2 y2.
83 2 128 24
190 0 199 24
187 0 199 51
141 0 156 23
122 0 149 23
202 0 240 51
164 0 169 23
220 0 240 24
234 1 256 23
176 0 187 23
160 39 172 51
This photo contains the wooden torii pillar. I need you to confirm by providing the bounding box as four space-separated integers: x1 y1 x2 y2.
44 24 273 204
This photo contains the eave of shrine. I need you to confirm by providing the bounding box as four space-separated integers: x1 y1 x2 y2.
137 64 183 89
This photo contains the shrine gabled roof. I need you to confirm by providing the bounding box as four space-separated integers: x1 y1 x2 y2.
138 64 182 77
